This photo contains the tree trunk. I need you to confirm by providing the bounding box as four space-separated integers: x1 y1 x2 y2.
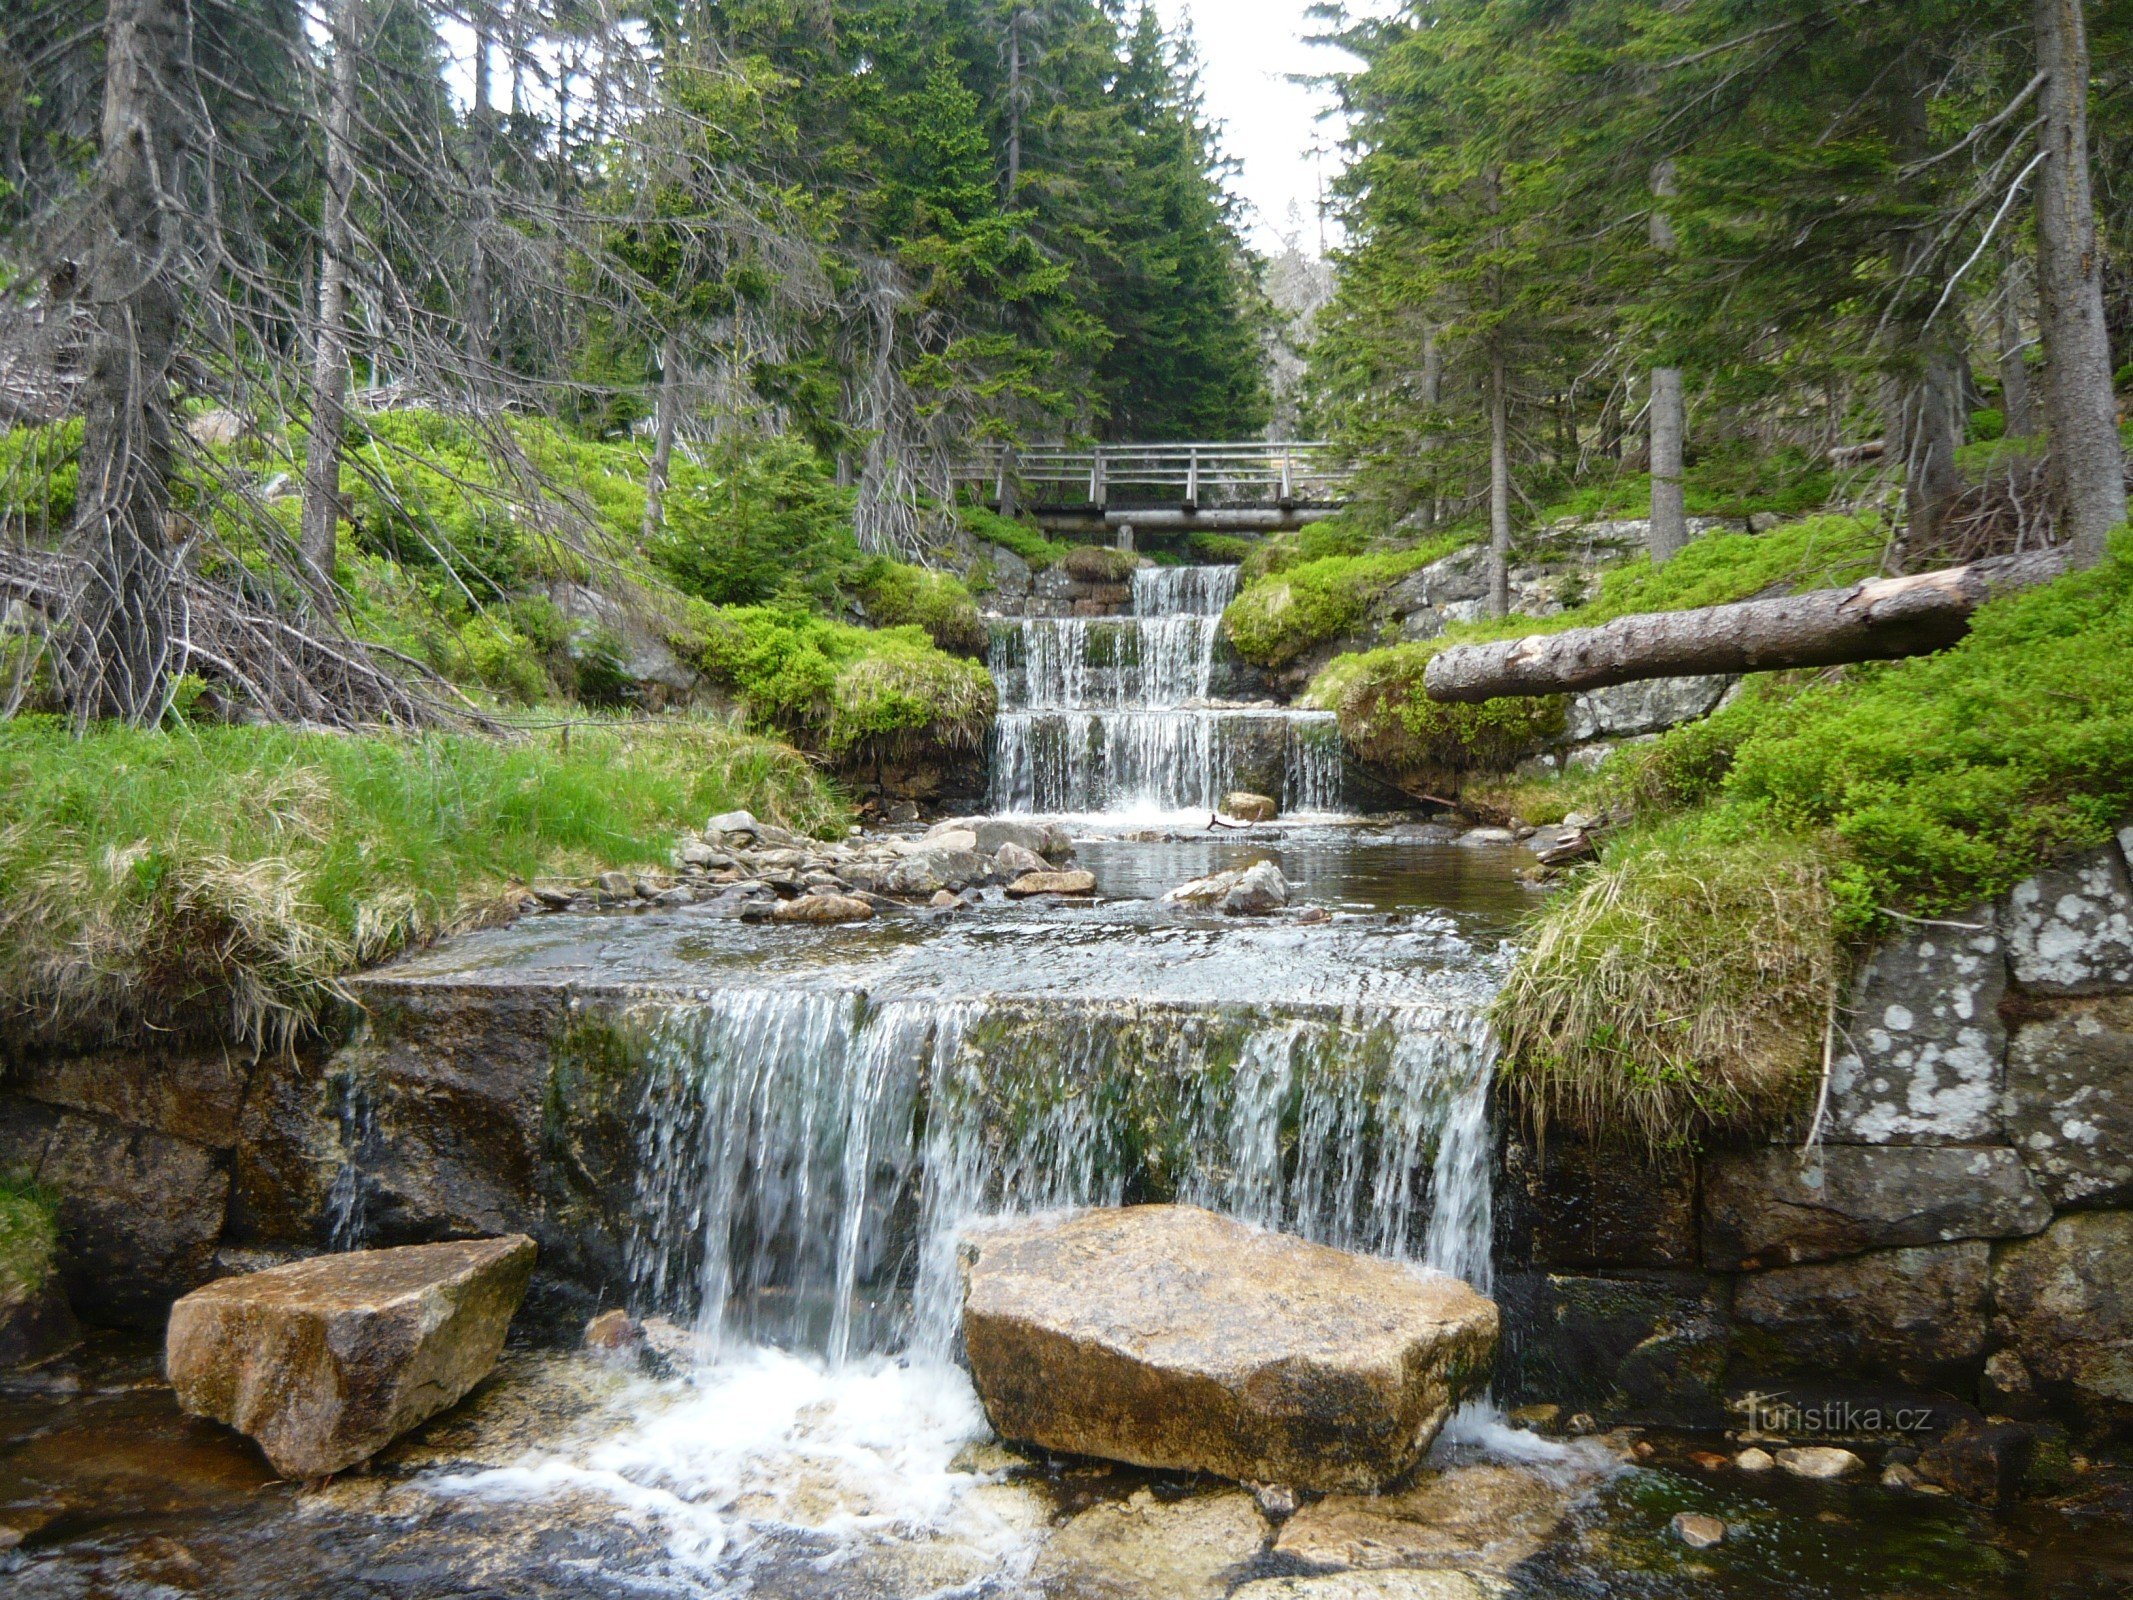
2033 0 2128 564
300 0 361 598
1488 348 1511 618
65 0 186 726
1648 160 1689 565
1005 7 1024 206
1422 548 2068 703
1418 322 1442 527
1650 367 1688 564
1997 252 2039 438
465 12 493 376
1900 342 1968 557
641 334 680 543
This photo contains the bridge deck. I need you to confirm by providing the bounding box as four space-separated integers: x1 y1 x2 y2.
956 441 1351 534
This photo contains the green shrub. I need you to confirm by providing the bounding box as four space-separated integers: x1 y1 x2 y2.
0 420 82 539
1239 519 1373 583
1187 532 1255 564
853 558 988 656
0 717 845 1048
652 435 859 606
1223 533 1470 667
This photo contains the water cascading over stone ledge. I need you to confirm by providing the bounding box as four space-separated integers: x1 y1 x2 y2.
989 566 1347 816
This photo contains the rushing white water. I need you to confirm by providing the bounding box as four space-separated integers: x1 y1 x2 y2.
988 564 1347 817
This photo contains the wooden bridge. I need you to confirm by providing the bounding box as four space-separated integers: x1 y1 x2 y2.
958 442 1351 537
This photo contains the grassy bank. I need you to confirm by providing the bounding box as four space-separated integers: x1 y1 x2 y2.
1222 527 1472 668
1496 528 2133 1151
0 716 845 1051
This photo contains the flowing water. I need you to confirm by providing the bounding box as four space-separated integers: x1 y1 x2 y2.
989 567 1345 818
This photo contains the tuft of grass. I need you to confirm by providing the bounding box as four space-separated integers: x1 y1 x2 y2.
0 716 845 1050
961 505 1071 570
1187 532 1255 564
1495 824 1841 1154
0 1175 59 1303
1223 532 1472 667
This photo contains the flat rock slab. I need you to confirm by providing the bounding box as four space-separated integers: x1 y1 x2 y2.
1275 1459 1587 1573
167 1236 535 1479
1032 1487 1268 1600
960 1206 1497 1492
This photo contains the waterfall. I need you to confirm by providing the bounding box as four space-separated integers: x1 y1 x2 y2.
988 564 1347 817
623 988 1499 1368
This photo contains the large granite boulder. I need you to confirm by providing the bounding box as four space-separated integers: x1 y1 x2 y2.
1825 908 2007 1144
1992 1212 2133 1420
1702 1146 2049 1269
1031 1487 1269 1600
2005 996 2133 1207
2002 847 2133 995
166 1236 536 1478
1732 1242 1990 1383
1563 675 1732 743
960 1206 1497 1492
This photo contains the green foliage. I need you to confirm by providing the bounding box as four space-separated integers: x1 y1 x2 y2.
686 607 995 756
0 717 845 1047
651 437 859 607
0 1174 58 1301
1186 532 1254 564
0 420 81 538
853 558 987 656
1062 544 1140 583
1238 519 1375 583
1311 641 1566 787
1222 532 1471 666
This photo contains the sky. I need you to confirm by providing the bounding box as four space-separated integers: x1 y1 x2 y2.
1153 1 1370 258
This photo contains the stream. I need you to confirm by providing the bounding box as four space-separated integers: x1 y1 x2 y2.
2 571 2128 1598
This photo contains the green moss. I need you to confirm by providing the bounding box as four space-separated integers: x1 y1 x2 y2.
1186 532 1254 564
686 606 995 755
0 716 845 1048
1310 642 1566 789
0 420 82 538
961 505 1070 570
1062 544 1140 583
1222 532 1473 667
1238 519 1375 583
852 558 988 656
0 1176 59 1302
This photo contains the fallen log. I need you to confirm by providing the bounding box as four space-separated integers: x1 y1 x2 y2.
1423 548 2069 704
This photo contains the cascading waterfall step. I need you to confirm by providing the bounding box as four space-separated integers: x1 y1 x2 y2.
988 565 1347 818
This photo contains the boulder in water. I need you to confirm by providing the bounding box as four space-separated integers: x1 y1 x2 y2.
974 818 1075 862
165 1236 535 1478
1223 861 1289 916
960 1206 1497 1492
771 893 876 925
994 841 1050 876
1223 792 1279 824
1005 869 1098 899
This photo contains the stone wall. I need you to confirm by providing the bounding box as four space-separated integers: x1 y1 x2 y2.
1498 828 2133 1444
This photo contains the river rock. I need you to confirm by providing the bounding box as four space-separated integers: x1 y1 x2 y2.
1223 792 1279 823
770 893 876 925
1775 1446 1863 1480
1826 907 2007 1144
925 827 982 855
2002 847 2133 994
1671 1511 1727 1549
166 1236 537 1479
994 841 1050 876
1991 1211 2133 1418
1031 1487 1268 1600
1234 1576 1495 1600
1005 869 1098 898
2004 996 2133 1206
1222 860 1290 916
1915 1418 2038 1505
705 810 761 842
1732 1242 1990 1382
1274 1460 1581 1573
959 1206 1498 1492
1701 1146 2050 1269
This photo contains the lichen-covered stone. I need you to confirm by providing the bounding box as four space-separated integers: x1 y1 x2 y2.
769 893 876 925
1004 868 1098 898
1563 675 1732 742
166 1236 536 1478
960 1206 1497 1492
1702 1146 2049 1269
1992 1212 2133 1417
1826 908 2007 1144
1733 1242 1990 1383
2005 996 2133 1207
2001 847 2133 995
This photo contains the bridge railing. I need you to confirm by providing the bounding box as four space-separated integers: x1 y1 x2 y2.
958 441 1349 509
